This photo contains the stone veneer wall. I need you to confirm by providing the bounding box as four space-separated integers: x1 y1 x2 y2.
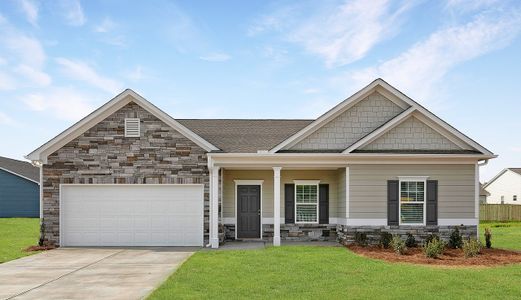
336 225 478 245
224 224 337 241
42 102 210 246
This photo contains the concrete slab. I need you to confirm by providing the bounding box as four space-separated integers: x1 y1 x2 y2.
0 247 194 300
215 240 266 250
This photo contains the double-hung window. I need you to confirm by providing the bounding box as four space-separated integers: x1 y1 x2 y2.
399 177 428 225
294 180 319 223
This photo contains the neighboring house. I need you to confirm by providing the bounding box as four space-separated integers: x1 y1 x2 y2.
26 79 496 248
0 156 39 218
483 168 521 204
480 183 490 204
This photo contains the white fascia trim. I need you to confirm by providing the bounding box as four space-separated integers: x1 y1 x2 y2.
438 219 479 226
398 176 429 181
343 107 416 153
26 89 219 163
234 180 264 185
344 219 388 226
376 80 494 156
0 167 40 185
293 180 320 185
269 79 409 153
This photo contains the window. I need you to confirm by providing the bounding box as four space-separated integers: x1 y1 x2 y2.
501 196 505 204
514 195 518 201
295 181 319 223
399 178 427 225
125 118 140 137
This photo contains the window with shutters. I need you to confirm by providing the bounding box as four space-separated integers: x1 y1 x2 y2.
399 177 427 225
294 180 319 223
124 118 140 137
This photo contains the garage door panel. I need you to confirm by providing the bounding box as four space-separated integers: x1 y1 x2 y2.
61 185 203 246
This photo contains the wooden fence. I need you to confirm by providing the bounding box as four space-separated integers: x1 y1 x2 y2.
480 204 521 221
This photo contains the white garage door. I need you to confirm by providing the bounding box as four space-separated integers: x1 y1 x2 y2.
60 184 203 247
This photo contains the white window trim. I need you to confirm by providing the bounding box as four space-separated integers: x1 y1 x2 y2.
398 176 429 226
293 180 320 224
124 118 140 137
234 180 264 239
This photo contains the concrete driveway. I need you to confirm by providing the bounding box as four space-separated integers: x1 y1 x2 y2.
0 247 195 300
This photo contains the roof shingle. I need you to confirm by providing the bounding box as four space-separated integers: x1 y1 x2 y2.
0 156 39 182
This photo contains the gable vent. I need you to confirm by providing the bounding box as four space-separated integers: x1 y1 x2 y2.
124 118 140 137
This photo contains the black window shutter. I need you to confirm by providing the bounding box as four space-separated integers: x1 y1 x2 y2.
319 184 329 224
426 180 438 225
285 184 295 224
387 180 399 226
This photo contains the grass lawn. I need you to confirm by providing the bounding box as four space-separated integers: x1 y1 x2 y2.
0 218 40 263
480 221 521 250
149 246 521 299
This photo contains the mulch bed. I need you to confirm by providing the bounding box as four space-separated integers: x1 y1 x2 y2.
24 245 56 252
347 245 521 267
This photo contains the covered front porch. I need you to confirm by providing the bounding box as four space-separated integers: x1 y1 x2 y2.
208 154 350 248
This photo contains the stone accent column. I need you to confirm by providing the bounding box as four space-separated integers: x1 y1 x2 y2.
273 166 282 246
211 166 220 248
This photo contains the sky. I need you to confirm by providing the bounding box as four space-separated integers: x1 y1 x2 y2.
0 0 520 182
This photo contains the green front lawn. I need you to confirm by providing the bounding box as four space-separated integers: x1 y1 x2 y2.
480 221 521 250
0 218 40 263
149 246 521 299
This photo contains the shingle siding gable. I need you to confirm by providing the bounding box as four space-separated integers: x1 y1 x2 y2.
288 92 405 151
361 116 461 151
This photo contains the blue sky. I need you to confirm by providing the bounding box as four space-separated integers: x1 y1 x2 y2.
0 0 520 181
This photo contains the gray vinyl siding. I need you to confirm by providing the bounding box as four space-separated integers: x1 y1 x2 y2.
223 170 340 220
337 168 346 219
0 169 39 218
349 164 475 219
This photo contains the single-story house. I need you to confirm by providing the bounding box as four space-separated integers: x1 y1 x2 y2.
26 79 496 248
483 168 521 204
0 156 40 218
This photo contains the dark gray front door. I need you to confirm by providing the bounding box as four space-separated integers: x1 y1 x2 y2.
237 185 261 238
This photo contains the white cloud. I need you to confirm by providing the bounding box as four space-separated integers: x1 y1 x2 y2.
22 87 96 121
14 64 51 86
4 35 46 68
445 0 501 12
0 72 16 90
510 147 521 153
60 0 86 26
127 66 144 82
18 0 38 26
55 58 122 93
199 53 231 62
343 11 521 104
94 17 115 33
250 0 417 67
0 111 15 125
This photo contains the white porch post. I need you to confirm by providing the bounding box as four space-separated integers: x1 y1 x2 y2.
273 166 282 246
211 166 220 249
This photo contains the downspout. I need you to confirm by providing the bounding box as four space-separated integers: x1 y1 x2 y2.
476 159 489 238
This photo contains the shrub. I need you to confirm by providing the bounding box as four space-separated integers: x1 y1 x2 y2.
424 233 440 245
448 227 463 249
379 232 393 249
484 228 492 249
405 233 417 248
423 238 446 258
390 235 407 255
463 238 482 258
354 232 367 247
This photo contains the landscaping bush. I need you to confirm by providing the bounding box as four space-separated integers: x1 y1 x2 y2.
424 234 440 245
484 228 492 249
463 238 482 258
379 232 393 249
423 238 446 258
405 233 417 248
448 227 463 249
354 232 367 247
390 235 407 255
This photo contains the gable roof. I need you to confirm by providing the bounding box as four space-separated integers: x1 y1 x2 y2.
480 183 490 196
0 156 39 184
483 168 521 189
178 119 313 153
26 89 220 163
269 78 494 156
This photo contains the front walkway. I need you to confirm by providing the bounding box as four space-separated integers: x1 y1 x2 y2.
0 247 195 300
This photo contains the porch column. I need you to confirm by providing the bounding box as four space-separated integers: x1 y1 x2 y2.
211 166 220 249
273 166 282 246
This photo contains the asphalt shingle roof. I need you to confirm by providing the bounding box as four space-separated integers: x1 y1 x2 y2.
177 119 313 153
0 156 39 182
509 168 521 176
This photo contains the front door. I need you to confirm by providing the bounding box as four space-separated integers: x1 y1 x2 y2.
237 185 261 238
